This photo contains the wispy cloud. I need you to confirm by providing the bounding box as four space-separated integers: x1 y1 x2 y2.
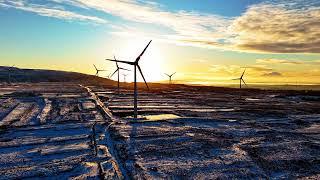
59 0 232 46
262 71 282 77
256 58 320 65
210 64 273 77
256 59 304 65
0 0 107 24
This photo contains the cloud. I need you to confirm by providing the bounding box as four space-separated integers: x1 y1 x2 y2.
0 0 107 24
210 65 241 75
60 0 232 45
230 1 320 53
262 71 282 77
2 0 320 54
244 65 273 72
209 64 273 78
256 58 320 65
256 59 304 65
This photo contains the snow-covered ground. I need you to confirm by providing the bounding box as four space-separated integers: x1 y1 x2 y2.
94 86 320 179
0 83 120 179
0 83 319 179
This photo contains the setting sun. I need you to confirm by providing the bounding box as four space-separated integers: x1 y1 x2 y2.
107 38 166 82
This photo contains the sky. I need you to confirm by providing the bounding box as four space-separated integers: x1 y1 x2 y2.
1 0 320 85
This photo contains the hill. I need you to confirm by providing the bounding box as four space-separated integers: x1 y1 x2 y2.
0 66 116 85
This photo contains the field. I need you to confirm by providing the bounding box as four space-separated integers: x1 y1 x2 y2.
0 82 319 179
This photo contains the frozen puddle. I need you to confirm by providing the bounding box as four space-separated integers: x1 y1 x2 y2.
245 98 261 101
126 114 181 121
81 101 96 110
145 114 181 121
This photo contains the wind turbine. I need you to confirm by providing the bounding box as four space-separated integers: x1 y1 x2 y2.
106 40 152 119
233 68 247 89
122 73 128 83
6 65 15 84
105 73 111 79
110 57 131 94
93 64 106 76
165 72 176 84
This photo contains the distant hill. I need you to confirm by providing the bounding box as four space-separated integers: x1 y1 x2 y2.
0 66 116 85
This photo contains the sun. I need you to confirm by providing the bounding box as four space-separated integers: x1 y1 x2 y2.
113 38 165 83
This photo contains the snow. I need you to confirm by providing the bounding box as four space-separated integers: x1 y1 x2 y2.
0 83 319 179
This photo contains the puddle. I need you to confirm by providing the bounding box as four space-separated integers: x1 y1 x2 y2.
145 114 181 121
126 114 181 121
228 119 237 122
81 102 96 110
245 98 261 101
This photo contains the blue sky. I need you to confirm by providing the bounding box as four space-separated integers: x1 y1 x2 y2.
0 0 320 84
156 0 263 16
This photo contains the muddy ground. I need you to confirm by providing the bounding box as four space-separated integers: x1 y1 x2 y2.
0 82 319 179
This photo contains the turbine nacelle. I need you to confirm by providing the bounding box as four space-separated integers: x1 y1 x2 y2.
93 64 106 76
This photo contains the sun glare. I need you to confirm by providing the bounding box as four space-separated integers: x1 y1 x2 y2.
114 38 165 83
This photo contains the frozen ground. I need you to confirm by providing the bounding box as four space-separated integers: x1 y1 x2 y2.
0 83 320 179
0 83 122 179
94 85 320 179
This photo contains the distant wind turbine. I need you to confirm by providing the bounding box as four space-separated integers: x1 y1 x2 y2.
110 56 131 94
233 68 247 89
6 65 15 84
106 40 152 119
122 73 128 83
105 73 111 79
165 72 176 84
93 64 106 76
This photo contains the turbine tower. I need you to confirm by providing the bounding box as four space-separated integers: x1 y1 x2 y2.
106 40 152 119
110 57 130 94
165 72 176 84
233 68 247 89
93 64 106 76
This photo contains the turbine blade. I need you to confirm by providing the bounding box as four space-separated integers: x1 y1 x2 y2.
171 72 176 76
114 56 120 69
136 40 152 63
165 73 170 77
242 79 247 86
106 59 135 65
93 64 98 71
137 65 149 90
232 78 240 80
241 68 246 78
110 69 118 78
